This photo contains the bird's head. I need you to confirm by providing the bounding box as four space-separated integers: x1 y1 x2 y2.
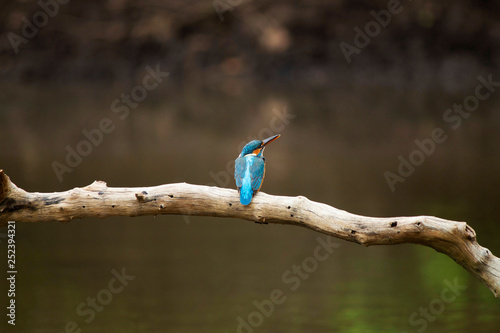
239 134 280 157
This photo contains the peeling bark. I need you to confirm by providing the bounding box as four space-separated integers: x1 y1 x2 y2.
0 169 499 297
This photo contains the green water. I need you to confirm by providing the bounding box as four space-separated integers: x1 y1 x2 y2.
1 84 499 332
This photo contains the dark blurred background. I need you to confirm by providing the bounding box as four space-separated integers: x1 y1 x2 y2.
1 0 500 87
1 1 500 332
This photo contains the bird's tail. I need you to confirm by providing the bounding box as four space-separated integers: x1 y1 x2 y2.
240 184 253 205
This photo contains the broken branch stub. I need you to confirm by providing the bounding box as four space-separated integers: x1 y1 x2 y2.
0 169 498 297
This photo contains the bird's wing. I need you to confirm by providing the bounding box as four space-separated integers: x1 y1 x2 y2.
234 157 246 190
249 157 265 194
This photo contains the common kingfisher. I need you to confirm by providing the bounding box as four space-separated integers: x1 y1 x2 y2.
234 134 281 205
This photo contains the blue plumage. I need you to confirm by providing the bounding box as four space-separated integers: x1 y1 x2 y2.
234 135 280 205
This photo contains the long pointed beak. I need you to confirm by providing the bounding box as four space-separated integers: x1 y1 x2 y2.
261 134 281 147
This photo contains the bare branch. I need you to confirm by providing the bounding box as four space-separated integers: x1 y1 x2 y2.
0 169 499 297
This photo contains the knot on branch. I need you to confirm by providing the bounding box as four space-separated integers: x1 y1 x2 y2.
465 225 476 241
135 191 148 202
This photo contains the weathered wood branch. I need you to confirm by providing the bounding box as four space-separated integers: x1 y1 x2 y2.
1 169 499 297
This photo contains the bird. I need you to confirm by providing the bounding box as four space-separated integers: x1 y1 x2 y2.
234 134 280 205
